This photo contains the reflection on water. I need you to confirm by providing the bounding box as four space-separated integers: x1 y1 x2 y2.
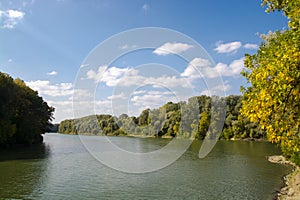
0 141 50 199
0 133 292 199
0 142 50 162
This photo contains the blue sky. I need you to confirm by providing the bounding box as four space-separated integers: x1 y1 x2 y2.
0 0 288 123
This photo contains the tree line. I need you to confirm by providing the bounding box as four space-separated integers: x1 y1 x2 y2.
58 95 264 140
0 72 54 147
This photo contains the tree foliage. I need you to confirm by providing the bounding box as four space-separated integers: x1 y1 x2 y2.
59 95 263 141
242 0 300 164
0 72 54 147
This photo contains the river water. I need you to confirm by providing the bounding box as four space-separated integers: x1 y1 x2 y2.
0 133 291 199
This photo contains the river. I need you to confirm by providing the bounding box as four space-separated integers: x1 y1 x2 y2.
0 133 291 199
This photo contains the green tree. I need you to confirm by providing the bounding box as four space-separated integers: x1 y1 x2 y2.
0 72 54 147
241 1 300 164
196 111 210 140
138 108 150 126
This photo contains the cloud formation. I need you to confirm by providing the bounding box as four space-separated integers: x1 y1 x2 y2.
153 42 193 56
25 80 73 97
213 58 244 77
200 82 231 96
181 57 244 79
47 71 58 76
214 41 242 54
181 58 211 78
87 65 133 86
0 9 25 29
86 65 191 88
243 43 259 50
130 90 178 114
108 93 127 100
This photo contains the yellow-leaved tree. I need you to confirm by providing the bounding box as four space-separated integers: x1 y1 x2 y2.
241 0 300 164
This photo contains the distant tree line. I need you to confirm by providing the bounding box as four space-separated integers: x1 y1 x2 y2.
0 72 54 147
58 95 264 140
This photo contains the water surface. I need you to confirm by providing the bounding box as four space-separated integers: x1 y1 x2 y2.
0 133 291 199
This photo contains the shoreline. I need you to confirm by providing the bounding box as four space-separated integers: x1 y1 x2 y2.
57 132 268 141
268 155 300 199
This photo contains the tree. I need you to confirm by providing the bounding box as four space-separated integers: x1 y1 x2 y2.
196 111 210 140
0 72 54 147
138 108 150 126
241 0 300 164
0 73 17 145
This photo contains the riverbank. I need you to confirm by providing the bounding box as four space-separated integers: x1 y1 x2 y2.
230 137 267 142
126 134 155 138
268 155 300 199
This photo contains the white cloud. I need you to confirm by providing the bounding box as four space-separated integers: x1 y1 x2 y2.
181 57 244 79
7 10 25 18
86 66 191 88
147 91 173 95
8 59 13 62
23 80 113 122
181 58 211 77
118 74 190 88
142 4 149 11
200 80 232 96
100 66 133 86
145 76 190 88
131 91 177 113
189 57 211 67
48 97 112 123
47 71 58 76
108 90 188 117
226 58 245 75
243 43 259 50
0 9 25 29
129 90 185 116
207 58 244 78
200 83 231 96
94 100 116 115
86 65 107 83
108 93 127 100
71 89 93 101
153 42 193 56
48 99 101 123
214 41 242 54
132 90 147 95
25 80 73 97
